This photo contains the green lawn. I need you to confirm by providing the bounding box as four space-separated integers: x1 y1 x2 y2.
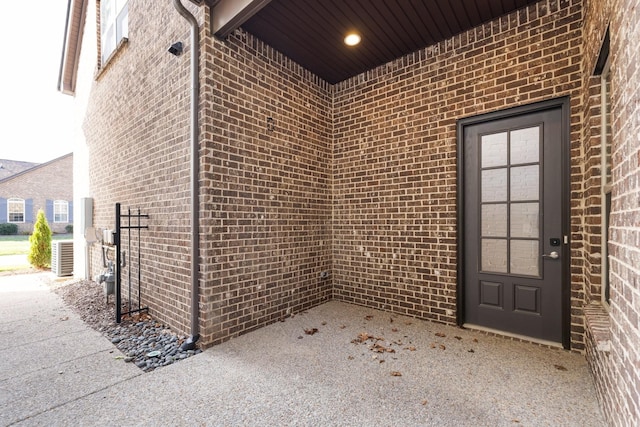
0 234 73 256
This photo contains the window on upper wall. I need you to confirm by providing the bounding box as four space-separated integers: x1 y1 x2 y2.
100 0 128 65
54 200 69 223
601 56 612 306
8 198 25 223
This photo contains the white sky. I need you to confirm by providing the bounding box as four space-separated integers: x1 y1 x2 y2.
0 0 75 164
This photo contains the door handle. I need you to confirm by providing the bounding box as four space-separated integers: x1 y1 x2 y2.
542 251 559 259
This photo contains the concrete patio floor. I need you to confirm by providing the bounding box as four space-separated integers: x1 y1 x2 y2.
0 272 605 426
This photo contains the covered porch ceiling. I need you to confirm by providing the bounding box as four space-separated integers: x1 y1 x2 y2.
212 0 541 84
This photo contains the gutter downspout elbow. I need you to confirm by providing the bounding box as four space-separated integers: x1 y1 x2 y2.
173 0 201 351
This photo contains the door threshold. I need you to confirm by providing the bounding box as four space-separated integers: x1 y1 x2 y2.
463 323 563 349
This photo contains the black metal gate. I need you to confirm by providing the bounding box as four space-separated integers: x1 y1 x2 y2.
114 203 149 323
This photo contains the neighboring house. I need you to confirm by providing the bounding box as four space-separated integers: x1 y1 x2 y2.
0 153 73 234
59 0 638 423
0 160 39 181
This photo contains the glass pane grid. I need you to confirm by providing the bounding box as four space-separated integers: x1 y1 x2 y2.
480 127 542 277
481 132 508 168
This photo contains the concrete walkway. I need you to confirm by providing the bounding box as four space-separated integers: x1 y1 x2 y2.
0 273 605 426
0 255 29 269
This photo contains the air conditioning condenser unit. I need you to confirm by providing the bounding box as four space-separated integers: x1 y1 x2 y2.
52 240 74 277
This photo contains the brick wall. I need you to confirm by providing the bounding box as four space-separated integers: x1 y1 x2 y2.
580 0 611 305
580 73 604 304
579 0 614 423
84 0 587 349
604 0 640 424
579 0 640 423
332 0 585 347
84 0 203 334
79 0 640 421
0 154 73 234
197 26 334 345
83 0 333 345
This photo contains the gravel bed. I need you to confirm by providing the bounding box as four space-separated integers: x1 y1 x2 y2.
50 278 201 372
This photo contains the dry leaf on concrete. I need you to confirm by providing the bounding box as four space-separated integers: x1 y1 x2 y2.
390 371 402 376
372 343 396 353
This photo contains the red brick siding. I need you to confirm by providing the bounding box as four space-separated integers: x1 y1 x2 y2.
579 1 613 423
607 0 640 423
84 0 333 345
80 0 640 422
84 0 204 335
580 0 640 423
580 0 611 306
198 26 334 346
584 306 613 418
332 0 585 347
85 0 588 349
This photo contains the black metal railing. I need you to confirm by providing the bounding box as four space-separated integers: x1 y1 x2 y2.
115 203 149 323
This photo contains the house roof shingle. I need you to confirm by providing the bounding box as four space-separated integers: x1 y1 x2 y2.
0 159 40 181
0 153 72 184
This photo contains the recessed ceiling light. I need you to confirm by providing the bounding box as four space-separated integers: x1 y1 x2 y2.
344 32 361 46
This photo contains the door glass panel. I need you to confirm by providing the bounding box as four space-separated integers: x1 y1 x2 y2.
482 204 507 237
481 132 508 167
481 239 508 273
510 127 540 164
510 165 539 201
510 203 539 238
482 169 507 202
479 126 542 276
510 240 539 276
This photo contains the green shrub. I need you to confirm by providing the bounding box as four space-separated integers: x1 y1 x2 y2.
0 223 18 235
65 224 73 234
28 210 52 269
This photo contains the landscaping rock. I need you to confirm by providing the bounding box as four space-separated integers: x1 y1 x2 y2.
52 279 202 373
